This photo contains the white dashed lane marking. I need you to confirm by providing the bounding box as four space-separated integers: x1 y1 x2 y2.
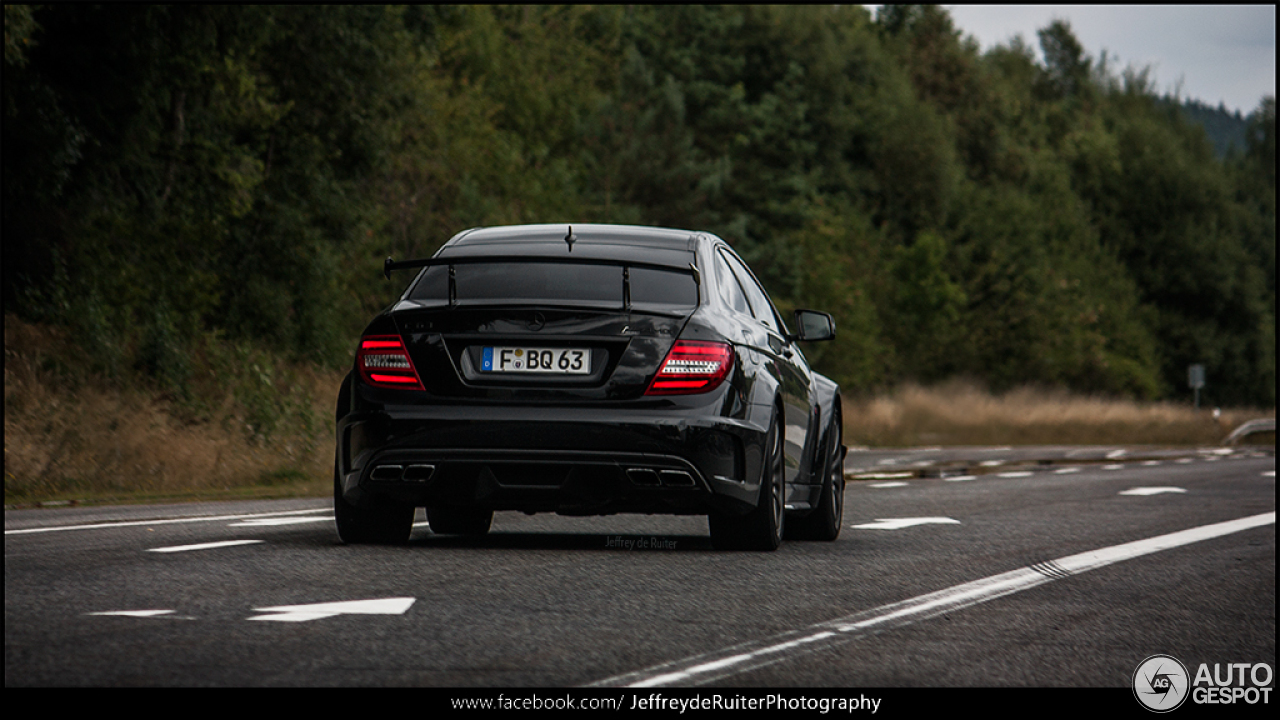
87 610 177 617
1119 487 1188 496
851 517 961 530
248 597 416 623
148 540 265 553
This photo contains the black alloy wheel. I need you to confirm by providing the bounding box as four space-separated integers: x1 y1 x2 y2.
334 463 415 544
787 408 844 541
709 411 785 551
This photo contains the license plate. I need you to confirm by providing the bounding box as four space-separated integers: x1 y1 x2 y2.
481 347 590 374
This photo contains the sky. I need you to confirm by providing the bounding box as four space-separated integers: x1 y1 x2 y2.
932 5 1276 116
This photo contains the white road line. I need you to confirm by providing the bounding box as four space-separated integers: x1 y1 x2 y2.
1054 467 1081 474
979 460 1005 467
87 610 176 617
248 597 416 622
1119 487 1187 496
1264 471 1275 478
944 475 977 482
850 517 960 530
996 471 1033 478
1175 458 1195 464
587 512 1275 688
5 508 331 535
1103 464 1125 470
1105 449 1127 459
227 517 331 527
1142 461 1162 466
868 481 908 488
148 539 265 553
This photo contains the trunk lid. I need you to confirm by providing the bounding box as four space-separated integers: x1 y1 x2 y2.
388 260 699 401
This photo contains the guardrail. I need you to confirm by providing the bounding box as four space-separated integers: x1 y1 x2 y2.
1222 418 1276 445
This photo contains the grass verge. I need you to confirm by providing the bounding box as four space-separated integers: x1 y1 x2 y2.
843 379 1273 447
5 315 340 508
5 319 1273 508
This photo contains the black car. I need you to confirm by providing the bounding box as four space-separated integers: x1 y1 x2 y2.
334 224 845 550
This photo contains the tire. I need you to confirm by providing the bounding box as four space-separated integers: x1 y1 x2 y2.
709 411 785 551
786 407 844 541
426 505 493 536
334 463 415 544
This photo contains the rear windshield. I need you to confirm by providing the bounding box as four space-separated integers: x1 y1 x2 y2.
407 262 697 310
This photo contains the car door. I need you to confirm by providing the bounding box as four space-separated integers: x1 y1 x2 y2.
716 247 815 490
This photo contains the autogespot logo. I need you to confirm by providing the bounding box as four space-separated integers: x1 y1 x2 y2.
1134 655 1190 712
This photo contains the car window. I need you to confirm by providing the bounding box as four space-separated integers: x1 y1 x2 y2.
628 266 698 309
713 252 751 316
720 249 781 334
407 262 697 309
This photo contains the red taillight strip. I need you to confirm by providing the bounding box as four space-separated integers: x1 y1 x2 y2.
645 340 734 396
369 373 421 384
357 334 425 390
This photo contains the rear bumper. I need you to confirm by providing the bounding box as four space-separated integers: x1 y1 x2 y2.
336 402 767 516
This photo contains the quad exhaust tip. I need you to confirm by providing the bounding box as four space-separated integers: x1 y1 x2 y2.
626 468 660 486
626 468 696 487
659 470 696 487
370 464 436 482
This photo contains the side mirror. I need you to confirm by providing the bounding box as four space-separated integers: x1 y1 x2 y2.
793 309 835 342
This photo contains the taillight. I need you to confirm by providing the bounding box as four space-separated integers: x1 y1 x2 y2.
645 340 734 395
357 335 425 390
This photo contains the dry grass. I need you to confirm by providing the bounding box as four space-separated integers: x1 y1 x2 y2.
843 379 1273 447
4 317 341 506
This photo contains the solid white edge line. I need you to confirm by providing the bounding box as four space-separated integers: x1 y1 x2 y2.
6 508 331 535
586 511 1275 688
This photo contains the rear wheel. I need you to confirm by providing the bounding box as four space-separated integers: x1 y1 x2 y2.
709 411 784 551
786 407 844 541
334 464 415 544
426 505 493 536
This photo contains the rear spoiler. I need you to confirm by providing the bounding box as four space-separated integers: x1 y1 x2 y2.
383 255 702 309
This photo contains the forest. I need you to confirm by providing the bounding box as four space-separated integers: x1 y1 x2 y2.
4 5 1275 411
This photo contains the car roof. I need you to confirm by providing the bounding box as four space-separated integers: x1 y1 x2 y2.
436 224 708 268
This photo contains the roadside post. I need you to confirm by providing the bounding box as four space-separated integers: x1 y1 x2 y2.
1188 364 1205 410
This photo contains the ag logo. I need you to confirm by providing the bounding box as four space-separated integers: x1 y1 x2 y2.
1134 654 1190 712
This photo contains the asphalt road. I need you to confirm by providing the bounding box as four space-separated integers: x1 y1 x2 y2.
5 446 1273 691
